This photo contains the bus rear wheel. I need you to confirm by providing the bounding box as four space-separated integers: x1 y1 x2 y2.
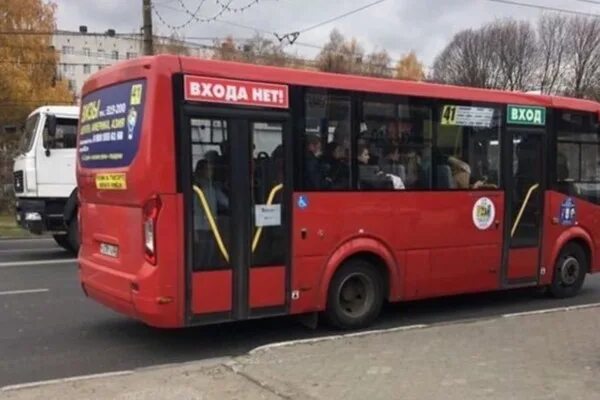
325 259 384 330
549 243 587 298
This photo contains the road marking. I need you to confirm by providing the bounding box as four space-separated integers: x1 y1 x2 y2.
0 259 76 268
1 371 133 392
0 237 54 243
249 324 428 355
502 302 600 318
0 247 62 254
0 288 49 296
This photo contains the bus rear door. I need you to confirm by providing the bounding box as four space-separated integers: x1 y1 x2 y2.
182 106 292 324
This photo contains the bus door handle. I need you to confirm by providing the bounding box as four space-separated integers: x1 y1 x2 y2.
300 228 307 240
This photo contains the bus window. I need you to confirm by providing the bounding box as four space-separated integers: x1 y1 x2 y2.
556 111 600 203
303 91 351 190
435 105 501 190
252 122 285 266
361 98 433 190
191 118 230 270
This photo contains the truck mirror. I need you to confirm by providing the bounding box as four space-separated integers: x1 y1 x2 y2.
46 114 57 137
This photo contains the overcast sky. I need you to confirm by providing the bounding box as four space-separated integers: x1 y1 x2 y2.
54 0 600 68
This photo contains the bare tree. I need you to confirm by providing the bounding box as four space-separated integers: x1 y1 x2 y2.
432 28 502 89
491 20 538 91
363 49 392 78
316 29 364 74
566 16 600 98
536 14 569 94
212 35 288 67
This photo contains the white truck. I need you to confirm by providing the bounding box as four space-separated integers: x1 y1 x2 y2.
12 105 80 253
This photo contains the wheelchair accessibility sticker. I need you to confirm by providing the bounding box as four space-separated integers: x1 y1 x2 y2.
297 195 309 209
472 197 495 230
559 197 576 226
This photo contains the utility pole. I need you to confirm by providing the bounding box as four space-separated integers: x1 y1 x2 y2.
142 0 154 55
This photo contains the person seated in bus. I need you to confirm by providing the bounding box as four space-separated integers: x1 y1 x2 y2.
358 145 404 190
324 141 350 189
303 134 327 189
379 144 404 176
333 122 351 161
193 159 230 267
448 157 489 189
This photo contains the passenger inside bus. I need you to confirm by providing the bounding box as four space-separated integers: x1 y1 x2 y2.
303 134 327 190
193 158 230 267
324 141 350 189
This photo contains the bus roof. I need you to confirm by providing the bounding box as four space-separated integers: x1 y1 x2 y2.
83 55 600 115
28 105 79 119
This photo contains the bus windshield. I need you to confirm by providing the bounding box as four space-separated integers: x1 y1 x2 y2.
19 113 40 154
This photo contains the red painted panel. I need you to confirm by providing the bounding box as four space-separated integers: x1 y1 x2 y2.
192 270 232 314
290 256 327 314
249 267 285 309
507 248 539 281
292 191 504 310
430 244 500 296
403 250 430 300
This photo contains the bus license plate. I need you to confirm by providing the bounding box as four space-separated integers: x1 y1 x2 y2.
100 243 119 258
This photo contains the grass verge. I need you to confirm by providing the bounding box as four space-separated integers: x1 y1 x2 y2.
0 214 32 238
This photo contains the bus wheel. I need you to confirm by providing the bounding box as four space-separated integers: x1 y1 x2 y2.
325 259 384 330
549 243 588 299
66 214 80 255
53 234 71 252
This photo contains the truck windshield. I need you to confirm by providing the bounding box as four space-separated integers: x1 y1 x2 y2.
19 113 40 154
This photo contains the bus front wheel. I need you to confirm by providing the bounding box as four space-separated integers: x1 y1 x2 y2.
325 259 384 330
549 243 588 298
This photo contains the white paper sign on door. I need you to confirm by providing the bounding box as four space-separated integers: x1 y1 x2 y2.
255 204 281 227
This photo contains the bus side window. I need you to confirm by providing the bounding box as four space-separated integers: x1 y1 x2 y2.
303 91 351 191
434 106 501 190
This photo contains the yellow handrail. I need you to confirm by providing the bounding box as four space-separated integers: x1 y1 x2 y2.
252 184 283 253
193 185 229 263
511 183 539 238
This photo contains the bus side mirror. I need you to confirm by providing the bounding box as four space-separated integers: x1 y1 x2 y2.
46 114 57 137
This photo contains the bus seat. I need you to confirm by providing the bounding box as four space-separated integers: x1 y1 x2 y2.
436 165 455 189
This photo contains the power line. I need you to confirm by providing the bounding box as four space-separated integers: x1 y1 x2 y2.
576 0 600 5
152 0 237 30
296 0 388 34
215 0 261 13
486 0 600 17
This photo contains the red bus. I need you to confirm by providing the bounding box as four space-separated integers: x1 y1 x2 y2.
77 55 600 329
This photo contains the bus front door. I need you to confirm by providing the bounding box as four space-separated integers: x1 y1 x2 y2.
186 112 291 323
503 128 545 285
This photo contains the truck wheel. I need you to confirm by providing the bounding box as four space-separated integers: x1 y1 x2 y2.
549 243 587 298
53 234 71 252
325 259 384 330
66 214 80 255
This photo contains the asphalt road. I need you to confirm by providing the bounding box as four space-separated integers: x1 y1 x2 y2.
1 237 599 387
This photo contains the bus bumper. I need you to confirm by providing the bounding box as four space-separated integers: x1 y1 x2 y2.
79 259 182 328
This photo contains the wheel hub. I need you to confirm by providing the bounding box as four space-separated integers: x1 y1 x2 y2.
560 256 580 286
338 273 372 318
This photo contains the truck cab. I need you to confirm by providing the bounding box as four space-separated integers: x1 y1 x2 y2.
13 105 80 253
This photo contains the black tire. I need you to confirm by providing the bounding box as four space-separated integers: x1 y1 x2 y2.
325 259 384 330
66 214 80 255
53 234 71 251
549 243 588 298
